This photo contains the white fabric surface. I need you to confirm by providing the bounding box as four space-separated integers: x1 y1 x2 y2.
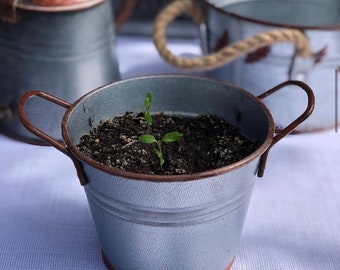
0 35 339 269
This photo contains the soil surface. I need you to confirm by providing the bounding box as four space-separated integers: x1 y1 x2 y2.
77 112 260 175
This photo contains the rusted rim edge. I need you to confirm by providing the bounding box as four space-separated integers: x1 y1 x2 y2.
15 0 106 12
204 0 340 30
62 74 275 183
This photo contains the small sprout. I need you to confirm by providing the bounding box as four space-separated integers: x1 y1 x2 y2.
144 91 152 125
139 132 183 166
154 149 164 166
139 92 183 166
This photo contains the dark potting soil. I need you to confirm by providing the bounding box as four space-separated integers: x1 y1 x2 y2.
77 112 260 175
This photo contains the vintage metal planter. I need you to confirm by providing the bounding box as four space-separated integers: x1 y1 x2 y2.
153 0 339 132
0 0 120 143
18 75 314 269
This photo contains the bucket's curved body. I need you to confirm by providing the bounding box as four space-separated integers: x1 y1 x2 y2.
0 0 120 143
204 0 340 132
18 75 314 269
83 161 256 269
62 76 272 269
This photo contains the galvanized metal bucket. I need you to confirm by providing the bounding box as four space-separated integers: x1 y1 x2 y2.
153 0 340 133
0 0 120 143
18 75 314 269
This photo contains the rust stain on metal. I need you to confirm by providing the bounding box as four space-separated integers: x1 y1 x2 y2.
313 45 327 65
0 0 19 22
29 0 91 7
225 257 235 270
213 30 229 52
245 46 271 63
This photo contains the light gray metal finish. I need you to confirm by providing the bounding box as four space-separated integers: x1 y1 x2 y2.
83 161 256 270
67 75 269 269
18 75 314 269
0 0 120 143
204 0 340 132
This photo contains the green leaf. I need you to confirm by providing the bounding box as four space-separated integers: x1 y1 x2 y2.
154 148 162 158
161 132 183 143
145 91 152 111
159 158 165 166
144 111 152 125
139 134 157 144
154 149 164 166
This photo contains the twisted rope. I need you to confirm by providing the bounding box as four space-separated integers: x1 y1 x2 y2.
153 0 311 71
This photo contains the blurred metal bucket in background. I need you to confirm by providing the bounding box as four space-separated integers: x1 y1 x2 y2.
0 0 120 144
112 0 199 37
154 0 340 133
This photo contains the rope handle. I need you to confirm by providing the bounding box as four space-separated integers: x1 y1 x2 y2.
153 0 312 71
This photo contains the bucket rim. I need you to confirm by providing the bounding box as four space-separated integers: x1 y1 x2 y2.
204 0 340 30
62 74 275 183
15 0 106 12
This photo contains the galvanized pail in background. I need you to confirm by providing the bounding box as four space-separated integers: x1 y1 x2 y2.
0 0 120 144
154 0 340 133
18 75 314 269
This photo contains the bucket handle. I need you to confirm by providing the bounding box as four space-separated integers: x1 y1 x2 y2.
256 80 315 177
18 81 314 182
153 0 311 71
18 91 88 186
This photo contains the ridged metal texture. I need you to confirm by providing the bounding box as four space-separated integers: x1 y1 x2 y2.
18 75 314 269
67 75 270 269
83 162 256 269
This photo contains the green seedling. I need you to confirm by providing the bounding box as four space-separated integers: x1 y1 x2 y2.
144 91 152 125
139 91 183 166
139 132 183 166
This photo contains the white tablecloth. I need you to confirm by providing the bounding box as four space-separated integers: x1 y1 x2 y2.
0 36 339 270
